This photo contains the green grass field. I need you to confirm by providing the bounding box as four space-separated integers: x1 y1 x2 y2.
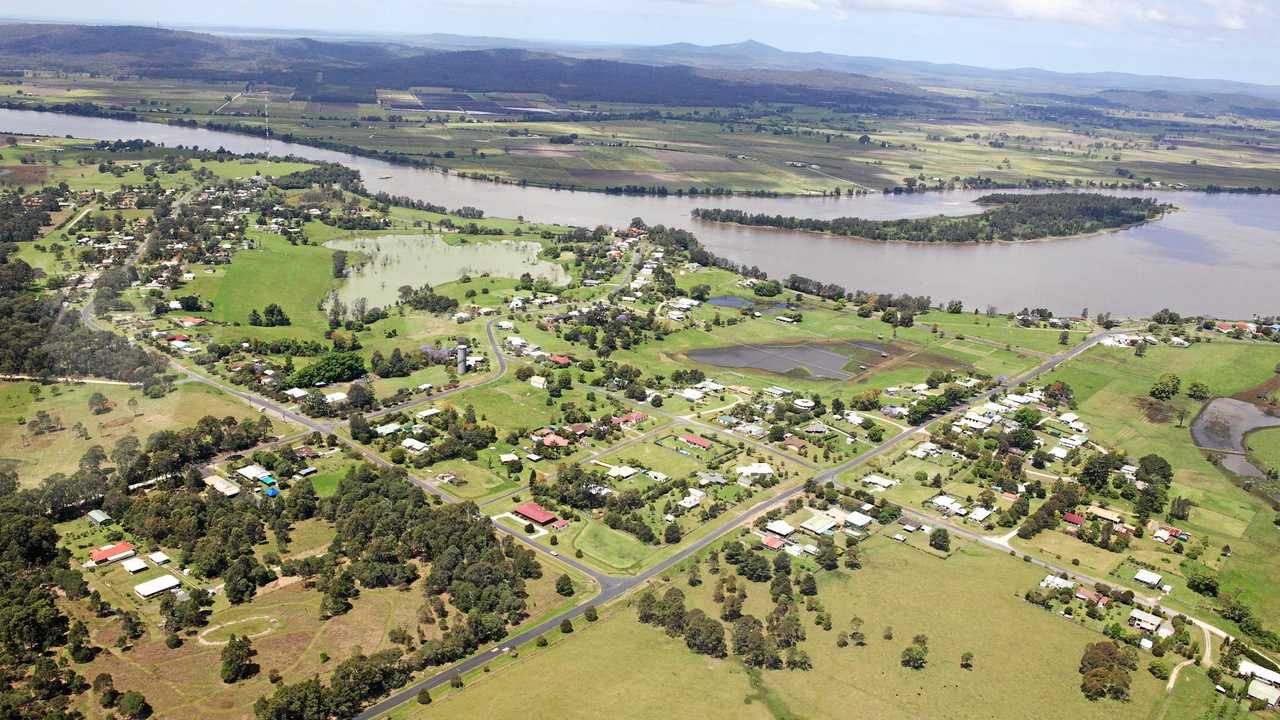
405 537 1176 720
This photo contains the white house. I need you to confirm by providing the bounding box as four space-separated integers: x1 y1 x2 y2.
862 474 897 490
134 574 181 599
766 519 795 537
401 438 429 454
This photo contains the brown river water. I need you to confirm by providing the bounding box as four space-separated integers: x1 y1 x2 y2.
3 108 1277 318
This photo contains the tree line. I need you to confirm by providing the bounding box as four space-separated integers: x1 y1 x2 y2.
692 193 1171 243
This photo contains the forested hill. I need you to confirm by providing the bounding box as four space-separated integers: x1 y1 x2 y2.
691 193 1172 243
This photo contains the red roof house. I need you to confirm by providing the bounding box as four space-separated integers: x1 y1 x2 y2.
1063 512 1085 526
90 542 136 564
680 434 713 450
611 411 646 426
548 354 572 367
513 502 558 526
542 434 570 448
761 535 785 551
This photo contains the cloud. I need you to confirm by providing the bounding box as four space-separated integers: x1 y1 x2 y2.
767 0 1272 31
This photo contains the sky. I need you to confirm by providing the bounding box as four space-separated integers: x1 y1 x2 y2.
9 0 1278 85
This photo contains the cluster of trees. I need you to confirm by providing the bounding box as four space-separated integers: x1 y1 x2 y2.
288 351 365 388
0 491 118 717
399 283 459 314
1016 484 1081 540
636 587 727 658
247 303 291 327
1078 640 1136 701
693 194 1170 243
254 649 411 720
34 414 275 516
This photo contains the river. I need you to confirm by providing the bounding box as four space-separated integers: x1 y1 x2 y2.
4 108 1277 317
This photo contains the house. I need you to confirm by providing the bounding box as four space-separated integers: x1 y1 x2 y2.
324 391 348 405
1133 569 1163 588
499 453 520 464
931 495 966 515
401 438 429 454
1040 574 1076 591
781 436 808 451
1063 512 1085 527
1128 608 1162 633
1074 588 1110 607
679 388 705 403
548 354 572 367
284 387 309 400
611 411 646 427
607 465 640 479
968 507 995 523
236 464 272 482
766 519 795 537
800 514 838 536
90 542 136 565
680 434 713 450
862 474 897 490
513 501 560 526
677 489 706 510
416 408 441 420
88 509 112 526
541 433 570 448
735 462 774 484
202 475 241 497
121 557 149 574
846 511 874 529
530 375 547 389
761 535 786 551
375 422 402 437
134 574 181 599
697 471 727 486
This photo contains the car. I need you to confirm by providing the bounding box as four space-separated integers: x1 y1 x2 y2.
549 550 559 557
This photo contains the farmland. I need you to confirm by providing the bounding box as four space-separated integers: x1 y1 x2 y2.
399 538 1174 720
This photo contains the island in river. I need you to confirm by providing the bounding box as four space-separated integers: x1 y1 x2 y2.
691 193 1173 243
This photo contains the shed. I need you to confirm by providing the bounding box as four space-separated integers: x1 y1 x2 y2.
1133 569 1163 588
134 574 180 599
121 557 148 574
765 519 795 537
87 509 112 526
148 551 171 565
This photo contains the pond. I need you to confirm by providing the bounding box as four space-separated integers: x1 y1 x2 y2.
705 295 754 309
326 234 568 308
1189 397 1280 478
687 341 893 380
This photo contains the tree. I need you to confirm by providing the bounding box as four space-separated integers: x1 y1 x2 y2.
664 522 683 544
117 690 152 719
1149 373 1181 400
555 573 574 597
416 688 432 705
1186 381 1211 400
961 651 975 669
901 641 929 669
929 529 951 552
584 605 598 622
220 634 258 683
560 618 574 634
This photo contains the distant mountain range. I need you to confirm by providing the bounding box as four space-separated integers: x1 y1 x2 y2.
405 34 1280 105
1 22 1278 117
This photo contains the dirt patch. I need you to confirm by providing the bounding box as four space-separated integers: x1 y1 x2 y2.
1134 397 1175 423
0 165 48 186
1231 372 1280 412
643 147 745 172
507 145 586 158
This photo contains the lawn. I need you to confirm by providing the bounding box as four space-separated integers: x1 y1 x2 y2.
0 381 282 487
180 229 335 341
405 537 1168 720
